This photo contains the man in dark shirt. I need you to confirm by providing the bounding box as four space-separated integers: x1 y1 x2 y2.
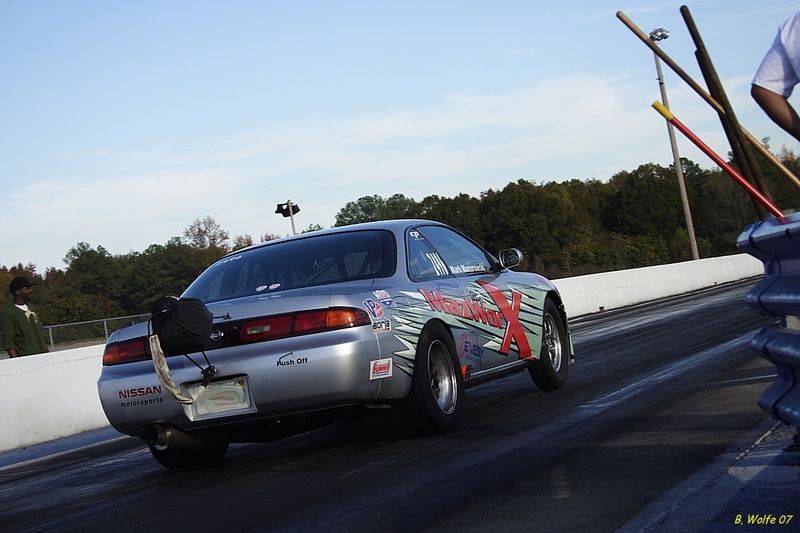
1 276 48 357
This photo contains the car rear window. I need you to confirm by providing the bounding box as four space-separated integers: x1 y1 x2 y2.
183 230 396 302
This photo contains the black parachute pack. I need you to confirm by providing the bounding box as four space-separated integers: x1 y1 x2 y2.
150 296 213 356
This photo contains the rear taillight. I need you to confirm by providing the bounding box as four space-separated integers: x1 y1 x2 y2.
240 307 370 344
293 309 329 333
103 337 148 366
326 308 371 328
240 314 293 342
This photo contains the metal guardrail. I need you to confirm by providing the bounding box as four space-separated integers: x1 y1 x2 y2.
738 211 800 428
42 314 150 351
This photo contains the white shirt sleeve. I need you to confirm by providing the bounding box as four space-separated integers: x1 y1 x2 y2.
753 12 800 97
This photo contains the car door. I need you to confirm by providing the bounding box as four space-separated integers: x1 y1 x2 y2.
404 226 485 377
412 225 540 371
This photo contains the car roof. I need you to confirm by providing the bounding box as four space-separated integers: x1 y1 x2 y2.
231 219 449 255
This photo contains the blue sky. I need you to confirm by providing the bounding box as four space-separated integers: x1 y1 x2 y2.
2 1 799 271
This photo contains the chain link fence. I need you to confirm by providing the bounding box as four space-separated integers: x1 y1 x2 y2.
42 314 150 351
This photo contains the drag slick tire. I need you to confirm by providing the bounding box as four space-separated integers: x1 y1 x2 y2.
529 299 568 391
393 321 464 434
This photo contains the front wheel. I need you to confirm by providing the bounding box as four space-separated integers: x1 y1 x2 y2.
392 321 465 434
529 299 569 391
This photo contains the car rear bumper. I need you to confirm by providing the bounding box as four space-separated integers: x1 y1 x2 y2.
98 327 407 436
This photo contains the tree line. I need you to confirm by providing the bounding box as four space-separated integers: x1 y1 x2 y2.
2 146 797 327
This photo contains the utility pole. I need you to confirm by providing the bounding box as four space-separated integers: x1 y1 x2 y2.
650 27 700 261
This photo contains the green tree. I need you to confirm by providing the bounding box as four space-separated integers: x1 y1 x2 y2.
232 234 254 251
126 238 213 313
684 161 755 255
601 163 684 240
419 193 484 242
61 243 126 317
334 193 420 226
183 215 230 251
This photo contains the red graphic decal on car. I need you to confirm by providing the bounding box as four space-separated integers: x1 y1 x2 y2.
419 283 534 359
418 289 504 327
477 281 533 359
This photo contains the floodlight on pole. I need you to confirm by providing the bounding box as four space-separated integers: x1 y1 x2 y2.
275 200 300 235
649 27 700 260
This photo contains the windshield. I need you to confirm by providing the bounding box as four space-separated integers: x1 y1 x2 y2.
183 230 396 303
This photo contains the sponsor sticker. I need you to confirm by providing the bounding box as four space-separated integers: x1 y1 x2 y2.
433 279 461 293
212 255 242 268
409 230 423 240
363 299 384 319
451 264 488 274
369 358 393 380
372 318 392 334
257 283 281 292
459 332 484 361
373 289 392 302
118 385 165 408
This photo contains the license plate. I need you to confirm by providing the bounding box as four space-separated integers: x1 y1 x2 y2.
187 376 251 417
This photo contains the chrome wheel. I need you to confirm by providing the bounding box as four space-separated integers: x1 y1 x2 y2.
393 321 464 434
428 339 458 415
529 300 568 391
544 313 562 372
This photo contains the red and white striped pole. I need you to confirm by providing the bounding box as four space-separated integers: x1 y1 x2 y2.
651 101 785 220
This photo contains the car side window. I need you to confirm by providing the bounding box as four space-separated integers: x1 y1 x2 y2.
417 226 494 276
407 229 450 280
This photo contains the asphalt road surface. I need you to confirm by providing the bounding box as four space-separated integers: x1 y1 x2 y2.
0 280 783 532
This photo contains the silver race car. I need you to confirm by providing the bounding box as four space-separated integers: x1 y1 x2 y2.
98 220 574 468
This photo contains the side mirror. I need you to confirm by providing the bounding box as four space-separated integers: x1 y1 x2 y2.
498 248 523 269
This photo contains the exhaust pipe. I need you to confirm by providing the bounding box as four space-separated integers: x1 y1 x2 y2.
142 424 209 451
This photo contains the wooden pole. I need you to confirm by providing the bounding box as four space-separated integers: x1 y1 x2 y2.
617 10 800 190
681 5 772 218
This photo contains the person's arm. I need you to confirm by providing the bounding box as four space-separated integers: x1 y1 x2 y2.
751 84 800 142
2 312 18 358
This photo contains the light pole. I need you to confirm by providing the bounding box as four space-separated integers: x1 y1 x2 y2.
275 200 300 235
649 27 699 261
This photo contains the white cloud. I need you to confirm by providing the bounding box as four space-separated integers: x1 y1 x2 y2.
4 69 793 271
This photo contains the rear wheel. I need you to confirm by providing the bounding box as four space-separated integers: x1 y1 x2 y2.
529 299 569 391
392 321 464 434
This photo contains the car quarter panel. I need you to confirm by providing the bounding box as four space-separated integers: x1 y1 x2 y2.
100 324 392 435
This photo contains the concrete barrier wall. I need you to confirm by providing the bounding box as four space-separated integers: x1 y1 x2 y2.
0 253 764 453
552 253 763 318
1 345 107 453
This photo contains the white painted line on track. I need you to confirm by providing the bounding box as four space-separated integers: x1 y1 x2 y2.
578 331 758 416
708 374 776 386
0 435 133 474
443 330 762 473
